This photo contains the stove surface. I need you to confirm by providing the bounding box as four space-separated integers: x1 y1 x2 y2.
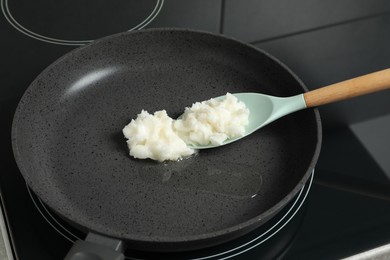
1 1 390 259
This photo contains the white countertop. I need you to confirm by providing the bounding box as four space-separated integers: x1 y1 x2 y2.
0 204 13 260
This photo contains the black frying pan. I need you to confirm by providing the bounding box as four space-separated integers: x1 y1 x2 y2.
11 28 321 257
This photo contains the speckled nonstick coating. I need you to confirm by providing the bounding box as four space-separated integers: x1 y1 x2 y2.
12 28 321 252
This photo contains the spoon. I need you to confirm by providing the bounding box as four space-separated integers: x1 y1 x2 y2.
190 68 390 149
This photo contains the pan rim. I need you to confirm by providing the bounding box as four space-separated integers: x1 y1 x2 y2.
11 27 322 245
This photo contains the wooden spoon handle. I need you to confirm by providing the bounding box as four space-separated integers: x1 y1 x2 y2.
303 68 390 108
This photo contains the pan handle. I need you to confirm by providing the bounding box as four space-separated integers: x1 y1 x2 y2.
64 232 125 260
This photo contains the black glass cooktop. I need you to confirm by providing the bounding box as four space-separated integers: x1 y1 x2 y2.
1 1 390 259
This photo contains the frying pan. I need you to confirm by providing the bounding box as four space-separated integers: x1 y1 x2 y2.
11 28 321 258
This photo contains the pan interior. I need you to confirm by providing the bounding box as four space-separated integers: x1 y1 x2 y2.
12 30 319 244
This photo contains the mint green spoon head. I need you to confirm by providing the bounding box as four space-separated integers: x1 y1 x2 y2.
188 92 307 149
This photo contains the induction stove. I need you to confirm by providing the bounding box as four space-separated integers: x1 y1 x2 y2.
1 1 390 259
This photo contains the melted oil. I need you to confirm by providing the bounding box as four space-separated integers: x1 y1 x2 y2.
139 157 263 199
